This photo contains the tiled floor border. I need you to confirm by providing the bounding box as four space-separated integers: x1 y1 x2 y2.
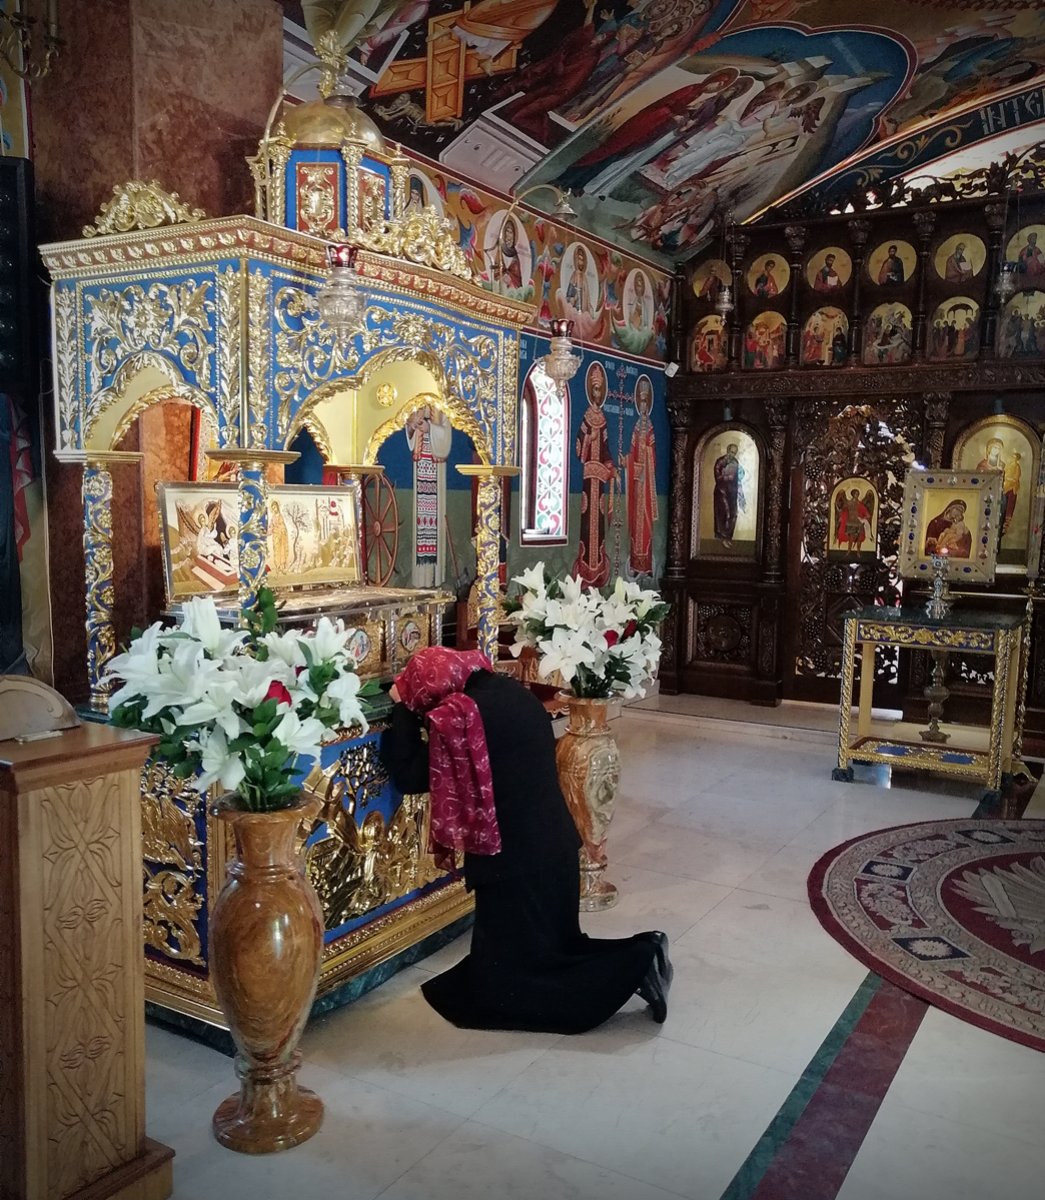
721 973 929 1200
717 786 1028 1200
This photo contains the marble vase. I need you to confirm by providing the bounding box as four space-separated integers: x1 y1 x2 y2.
555 695 621 911
210 795 324 1154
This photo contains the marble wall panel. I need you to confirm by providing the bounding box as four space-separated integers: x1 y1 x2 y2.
31 0 282 699
132 0 283 219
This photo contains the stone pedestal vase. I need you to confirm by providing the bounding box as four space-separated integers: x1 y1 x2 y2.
210 795 324 1154
555 695 621 911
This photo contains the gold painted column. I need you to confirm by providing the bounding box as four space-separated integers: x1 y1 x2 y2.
67 451 143 713
457 465 519 663
205 450 299 613
0 718 173 1200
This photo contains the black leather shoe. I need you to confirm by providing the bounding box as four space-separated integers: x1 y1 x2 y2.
637 961 669 1023
639 930 673 988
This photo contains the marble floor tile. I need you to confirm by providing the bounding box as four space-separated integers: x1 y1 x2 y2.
476 1033 795 1200
146 1023 231 1113
301 966 562 1119
804 791 980 853
604 796 676 842
736 836 834 904
613 818 782 888
159 1062 464 1200
649 776 836 846
658 945 866 1075
836 1101 1045 1200
378 1121 690 1200
675 888 856 980
879 1007 1045 1149
579 862 731 942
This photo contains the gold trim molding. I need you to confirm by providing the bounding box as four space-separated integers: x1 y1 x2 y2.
43 217 330 279
83 179 207 239
456 464 521 478
42 215 536 329
204 448 301 467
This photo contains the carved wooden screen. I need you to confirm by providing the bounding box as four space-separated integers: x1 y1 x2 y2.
783 396 925 703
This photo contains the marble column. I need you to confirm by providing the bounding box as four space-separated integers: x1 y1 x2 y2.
32 0 283 703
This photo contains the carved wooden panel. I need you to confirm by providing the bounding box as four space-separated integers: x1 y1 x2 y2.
141 758 206 967
0 725 171 1200
789 397 921 695
40 776 140 1195
0 794 20 1198
692 601 753 665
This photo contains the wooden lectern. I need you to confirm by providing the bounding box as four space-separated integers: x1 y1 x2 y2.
0 679 174 1200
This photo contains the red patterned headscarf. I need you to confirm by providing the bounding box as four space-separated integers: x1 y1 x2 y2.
393 647 501 858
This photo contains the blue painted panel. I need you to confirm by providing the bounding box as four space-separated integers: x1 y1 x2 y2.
287 427 325 484
80 268 220 404
286 148 347 232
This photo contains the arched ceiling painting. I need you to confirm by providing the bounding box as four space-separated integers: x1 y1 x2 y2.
283 1 1045 263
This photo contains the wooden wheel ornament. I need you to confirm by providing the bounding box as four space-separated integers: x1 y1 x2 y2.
361 472 399 585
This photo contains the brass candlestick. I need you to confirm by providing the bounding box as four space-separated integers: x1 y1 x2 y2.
919 649 950 743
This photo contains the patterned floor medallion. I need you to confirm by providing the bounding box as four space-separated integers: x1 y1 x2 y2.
810 819 1045 1052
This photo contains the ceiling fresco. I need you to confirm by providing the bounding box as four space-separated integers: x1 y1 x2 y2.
282 1 1045 261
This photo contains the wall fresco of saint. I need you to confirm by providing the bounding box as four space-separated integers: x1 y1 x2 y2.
403 155 673 359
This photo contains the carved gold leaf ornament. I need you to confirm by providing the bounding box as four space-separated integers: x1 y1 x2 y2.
303 744 440 929
472 474 504 662
856 621 996 652
354 205 473 281
364 390 488 465
247 269 272 448
83 465 115 709
82 179 207 238
140 759 205 966
54 285 79 449
272 280 500 454
86 280 214 383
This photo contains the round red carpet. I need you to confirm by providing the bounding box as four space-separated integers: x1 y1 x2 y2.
810 819 1045 1052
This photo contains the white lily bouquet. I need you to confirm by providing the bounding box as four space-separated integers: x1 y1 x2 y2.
107 587 368 811
503 565 669 700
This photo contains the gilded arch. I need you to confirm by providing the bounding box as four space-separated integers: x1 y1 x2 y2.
364 390 490 464
89 351 223 453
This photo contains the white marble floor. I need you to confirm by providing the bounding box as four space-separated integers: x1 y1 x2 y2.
146 708 1045 1200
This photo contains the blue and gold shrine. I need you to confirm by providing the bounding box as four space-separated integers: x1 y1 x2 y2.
40 97 535 1026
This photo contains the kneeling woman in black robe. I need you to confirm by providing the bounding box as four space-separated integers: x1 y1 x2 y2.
379 646 672 1034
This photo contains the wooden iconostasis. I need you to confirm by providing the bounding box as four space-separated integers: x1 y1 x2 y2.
663 173 1045 749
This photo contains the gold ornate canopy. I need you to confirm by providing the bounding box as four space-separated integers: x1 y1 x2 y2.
42 182 533 706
